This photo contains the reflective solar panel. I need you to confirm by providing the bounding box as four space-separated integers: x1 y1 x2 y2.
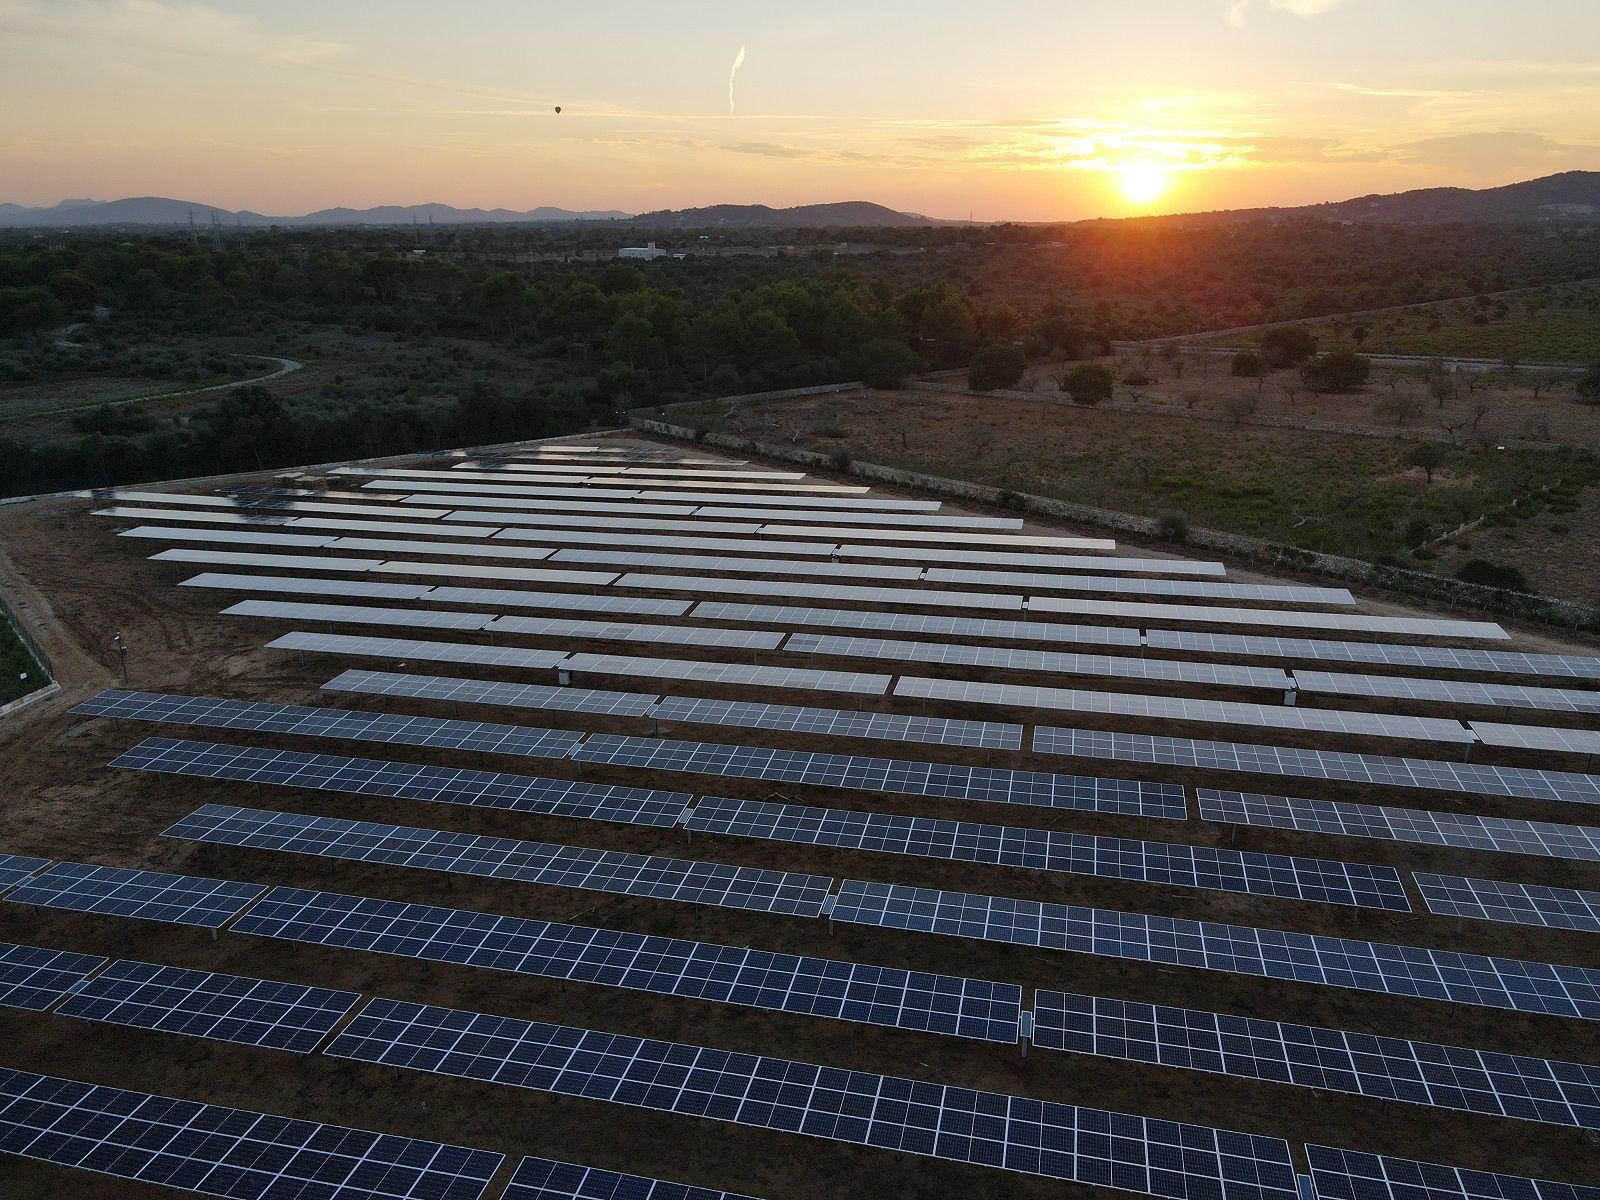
1196 789 1600 862
0 1067 503 1200
323 668 659 718
126 526 337 549
1030 596 1507 639
896 676 1471 743
806 634 1289 690
324 536 558 561
168 803 834 917
152 547 381 571
1470 723 1600 755
180 572 433 601
225 598 494 631
561 652 890 695
503 1156 762 1200
73 688 584 759
1306 1145 1599 1200
692 600 1144 647
486 614 784 650
831 879 1600 1018
570 732 1187 818
371 561 619 586
928 568 1353 605
765 523 1108 549
267 630 568 670
55 959 360 1053
433 504 759 533
4 861 265 928
650 694 1022 751
82 489 448 519
327 996 1298 1200
1296 669 1600 714
1415 873 1600 932
110 736 690 827
0 854 50 891
394 587 691 618
705 507 1021 529
237 886 1021 1042
1148 629 1600 680
618 572 1025 610
0 942 107 1011
839 544 1223 575
551 547 922 581
1033 725 1600 807
681 796 1406 909
96 505 294 527
1030 990 1600 1129
286 516 502 538
495 528 837 557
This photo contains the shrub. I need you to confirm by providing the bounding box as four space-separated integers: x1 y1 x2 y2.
1260 326 1317 368
967 343 1027 391
1156 512 1190 543
1059 363 1114 406
1454 559 1531 593
1230 351 1262 377
827 445 852 471
1411 547 1437 561
1301 350 1372 393
996 489 1028 512
1576 363 1600 405
1122 367 1152 386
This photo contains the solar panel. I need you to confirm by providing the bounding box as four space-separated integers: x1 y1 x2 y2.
561 652 891 695
693 600 1144 647
0 854 50 891
805 634 1290 690
650 694 1023 751
895 676 1472 743
1306 1145 1600 1200
617 572 1026 610
550 547 923 581
83 489 449 519
322 667 659 718
503 1156 762 1200
267 630 569 670
1470 722 1600 755
237 886 1022 1042
1415 873 1600 932
397 587 692 617
125 525 336 549
326 996 1298 1200
370 561 620 586
167 803 834 918
495 528 837 557
110 736 690 827
1295 669 1600 714
1148 629 1600 679
1030 990 1600 1129
681 795 1406 909
1032 725 1600 807
928 568 1354 605
832 879 1600 1018
764 523 1110 549
180 572 434 601
225 599 495 632
570 732 1187 818
0 1067 503 1200
486 614 784 650
0 942 107 1011
73 688 585 759
55 959 360 1053
1030 596 1508 639
1196 789 1600 862
705 507 1022 529
4 861 265 928
432 503 757 531
286 516 503 538
152 547 381 571
839 544 1224 575
96 505 294 527
323 536 558 561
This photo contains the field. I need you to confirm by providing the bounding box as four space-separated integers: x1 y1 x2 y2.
670 387 1600 573
0 436 1596 1199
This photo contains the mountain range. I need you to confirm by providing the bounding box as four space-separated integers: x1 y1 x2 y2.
3 172 1597 229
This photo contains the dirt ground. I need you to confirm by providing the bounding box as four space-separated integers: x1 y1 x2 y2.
0 436 1597 1199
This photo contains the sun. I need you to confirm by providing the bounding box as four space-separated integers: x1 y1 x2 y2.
1118 163 1172 206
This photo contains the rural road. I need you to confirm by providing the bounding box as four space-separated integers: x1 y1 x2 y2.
1 353 307 427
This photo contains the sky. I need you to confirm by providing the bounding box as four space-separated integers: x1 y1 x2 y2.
3 0 1599 221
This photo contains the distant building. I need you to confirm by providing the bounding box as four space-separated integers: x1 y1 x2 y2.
617 241 668 260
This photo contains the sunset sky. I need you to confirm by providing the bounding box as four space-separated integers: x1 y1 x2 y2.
3 0 1599 221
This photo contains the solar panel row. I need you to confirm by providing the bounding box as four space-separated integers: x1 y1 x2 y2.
1295 669 1600 714
1414 872 1600 933
694 600 1145 647
1306 1145 1600 1200
0 942 107 1012
1146 629 1600 678
5 861 266 929
1028 596 1507 640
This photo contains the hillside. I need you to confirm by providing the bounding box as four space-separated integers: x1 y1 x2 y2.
0 198 631 227
623 201 952 229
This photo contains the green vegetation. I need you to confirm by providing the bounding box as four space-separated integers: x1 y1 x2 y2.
968 343 1026 391
1060 362 1114 406
0 618 47 707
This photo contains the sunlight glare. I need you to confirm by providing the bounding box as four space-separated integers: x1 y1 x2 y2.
1118 163 1171 206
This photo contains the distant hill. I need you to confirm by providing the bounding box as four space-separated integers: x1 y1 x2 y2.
0 198 631 227
624 201 954 229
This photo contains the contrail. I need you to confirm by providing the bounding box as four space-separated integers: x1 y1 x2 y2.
727 45 747 115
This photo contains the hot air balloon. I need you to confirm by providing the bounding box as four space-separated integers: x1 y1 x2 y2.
554 106 562 114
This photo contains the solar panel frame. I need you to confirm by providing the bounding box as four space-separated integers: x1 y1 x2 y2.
325 996 1299 1200
322 667 659 718
0 1067 504 1200
1305 1144 1600 1200
1415 872 1600 932
4 861 266 928
0 941 108 1011
267 630 570 670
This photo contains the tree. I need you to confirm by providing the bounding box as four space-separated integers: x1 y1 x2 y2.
845 338 921 389
1301 350 1371 393
1576 363 1600 405
1374 394 1425 426
1427 374 1456 408
1455 559 1531 593
1059 363 1113 406
968 343 1027 391
1221 394 1258 426
1402 442 1448 484
1230 351 1262 377
1260 326 1317 368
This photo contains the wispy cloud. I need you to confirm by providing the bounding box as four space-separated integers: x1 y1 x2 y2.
727 45 747 116
1228 0 1349 28
0 0 342 64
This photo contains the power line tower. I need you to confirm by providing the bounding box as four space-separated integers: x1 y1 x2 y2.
187 207 198 246
210 210 224 253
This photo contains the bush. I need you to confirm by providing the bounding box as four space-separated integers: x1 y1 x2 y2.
1260 326 1317 368
1230 351 1262 377
827 445 852 471
1157 512 1190 543
967 343 1027 392
1455 559 1532 593
1122 367 1152 386
1059 363 1114 406
845 338 922 389
1576 363 1600 405
1301 350 1371 393
996 489 1028 512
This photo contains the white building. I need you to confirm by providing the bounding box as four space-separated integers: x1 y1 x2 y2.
617 241 668 261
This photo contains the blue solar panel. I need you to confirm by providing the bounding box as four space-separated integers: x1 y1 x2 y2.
233 886 1022 1042
4 861 266 928
570 733 1186 819
0 854 50 892
0 941 107 1011
1415 873 1600 933
55 959 360 1053
328 997 1299 1200
0 1067 503 1200
831 879 1600 1020
111 737 690 828
504 1157 762 1200
1306 1145 1600 1200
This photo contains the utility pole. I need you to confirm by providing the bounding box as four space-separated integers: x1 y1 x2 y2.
112 632 128 686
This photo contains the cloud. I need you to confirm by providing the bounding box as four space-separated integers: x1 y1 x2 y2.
0 0 342 64
1389 129 1600 170
1228 0 1348 27
727 45 747 116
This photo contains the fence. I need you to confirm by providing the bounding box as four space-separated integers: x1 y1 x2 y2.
627 415 1600 635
